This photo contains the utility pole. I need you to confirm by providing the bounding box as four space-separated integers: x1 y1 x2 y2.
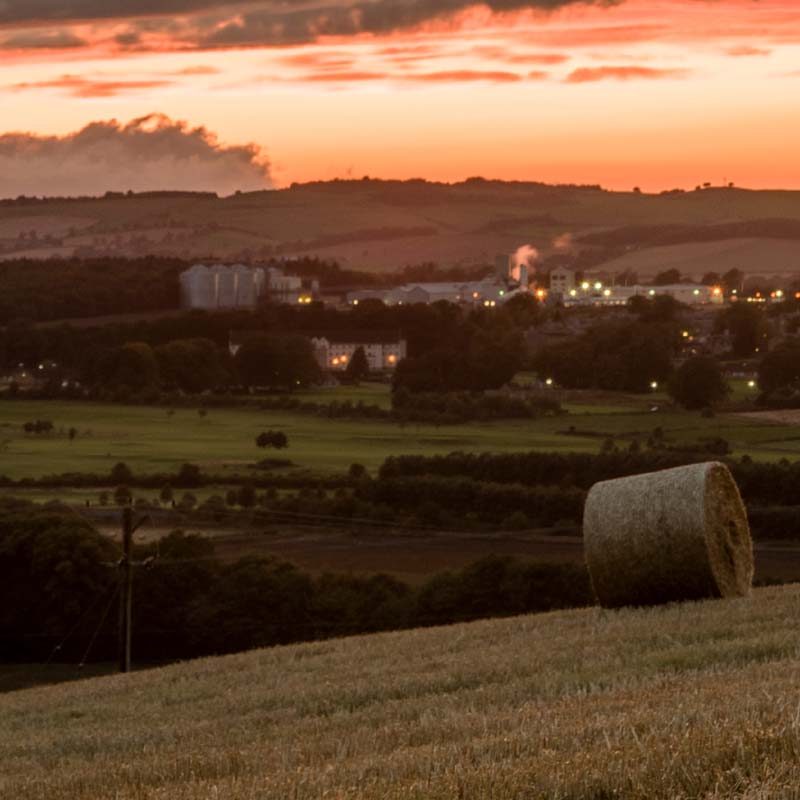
117 506 150 674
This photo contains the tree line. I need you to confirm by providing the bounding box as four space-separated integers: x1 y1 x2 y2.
0 505 590 664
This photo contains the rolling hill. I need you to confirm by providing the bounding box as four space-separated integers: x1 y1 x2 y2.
3 181 800 276
3 583 800 799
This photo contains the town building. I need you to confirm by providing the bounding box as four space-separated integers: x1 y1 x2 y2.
311 334 407 372
549 267 576 296
228 331 407 372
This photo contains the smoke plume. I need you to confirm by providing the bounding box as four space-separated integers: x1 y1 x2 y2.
0 114 272 198
511 243 538 283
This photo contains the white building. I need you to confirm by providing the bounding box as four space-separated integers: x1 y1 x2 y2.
265 267 304 304
549 267 576 296
562 283 724 307
311 335 407 372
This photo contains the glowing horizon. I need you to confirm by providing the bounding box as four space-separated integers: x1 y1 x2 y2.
1 0 799 194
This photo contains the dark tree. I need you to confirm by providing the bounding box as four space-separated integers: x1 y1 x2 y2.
236 483 256 508
652 268 682 286
234 334 320 390
101 341 159 392
256 430 289 450
722 268 745 294
344 346 370 383
758 338 800 396
114 485 132 506
714 304 769 357
667 356 730 409
175 463 202 488
155 338 228 393
110 462 134 484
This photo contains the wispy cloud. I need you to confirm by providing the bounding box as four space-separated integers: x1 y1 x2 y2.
725 45 771 57
565 65 689 83
10 74 173 97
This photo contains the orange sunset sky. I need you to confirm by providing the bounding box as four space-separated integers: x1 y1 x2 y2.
1 0 799 195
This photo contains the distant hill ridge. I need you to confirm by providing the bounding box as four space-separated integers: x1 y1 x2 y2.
1 179 800 272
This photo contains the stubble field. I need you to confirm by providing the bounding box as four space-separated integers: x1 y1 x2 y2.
2 584 800 799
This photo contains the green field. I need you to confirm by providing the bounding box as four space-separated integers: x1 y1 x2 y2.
3 584 800 799
0 389 797 482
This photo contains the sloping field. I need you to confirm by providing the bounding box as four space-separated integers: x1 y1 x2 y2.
3 584 800 799
2 182 800 270
598 237 800 278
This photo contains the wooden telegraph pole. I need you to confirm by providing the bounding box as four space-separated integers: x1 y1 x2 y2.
118 506 150 673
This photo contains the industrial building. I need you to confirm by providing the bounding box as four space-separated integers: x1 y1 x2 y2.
547 269 725 307
180 264 308 310
346 280 527 307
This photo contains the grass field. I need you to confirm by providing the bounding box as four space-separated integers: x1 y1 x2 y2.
0 388 797 482
3 584 800 799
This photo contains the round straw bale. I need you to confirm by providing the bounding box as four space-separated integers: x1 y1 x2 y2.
583 461 753 608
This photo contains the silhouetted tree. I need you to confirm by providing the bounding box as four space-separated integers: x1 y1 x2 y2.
668 356 730 409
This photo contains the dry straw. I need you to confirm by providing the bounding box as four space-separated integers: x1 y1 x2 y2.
583 461 753 608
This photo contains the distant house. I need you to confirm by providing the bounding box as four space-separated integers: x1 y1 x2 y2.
228 330 407 372
311 333 407 371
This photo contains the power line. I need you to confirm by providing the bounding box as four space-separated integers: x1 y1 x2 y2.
78 583 120 668
44 580 117 665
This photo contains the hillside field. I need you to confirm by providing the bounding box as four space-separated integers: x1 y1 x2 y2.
3 584 800 799
3 182 800 272
0 387 798 481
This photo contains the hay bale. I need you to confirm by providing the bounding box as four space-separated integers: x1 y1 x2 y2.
583 461 753 608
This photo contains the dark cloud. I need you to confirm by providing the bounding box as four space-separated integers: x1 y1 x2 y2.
0 114 272 197
1 29 87 48
0 1 244 25
198 1 622 48
0 1 623 49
